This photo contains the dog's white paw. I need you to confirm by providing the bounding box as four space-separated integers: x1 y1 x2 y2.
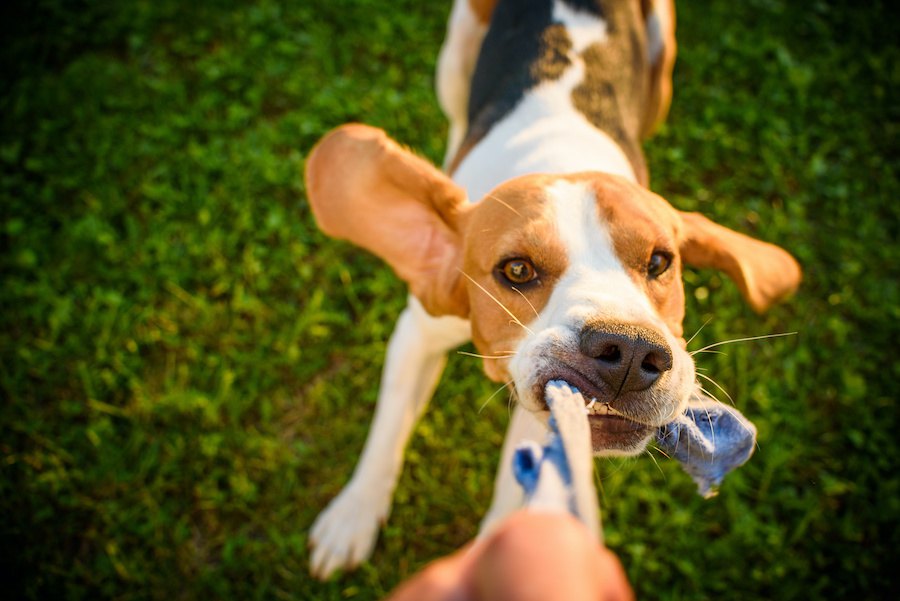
308 484 391 580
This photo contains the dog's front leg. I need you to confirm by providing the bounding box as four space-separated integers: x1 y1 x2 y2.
309 297 470 579
478 405 548 537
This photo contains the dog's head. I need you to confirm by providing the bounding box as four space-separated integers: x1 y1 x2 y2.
305 124 801 454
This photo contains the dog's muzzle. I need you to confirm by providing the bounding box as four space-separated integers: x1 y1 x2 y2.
528 321 680 454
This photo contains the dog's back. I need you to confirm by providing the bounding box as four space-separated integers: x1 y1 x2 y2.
440 0 676 199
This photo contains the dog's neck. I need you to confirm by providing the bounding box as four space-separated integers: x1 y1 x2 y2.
449 0 651 201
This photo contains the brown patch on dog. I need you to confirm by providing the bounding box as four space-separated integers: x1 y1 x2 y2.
581 174 801 321
679 212 802 312
531 24 573 81
451 1 669 180
468 0 498 25
462 175 570 380
594 178 685 337
305 124 471 318
572 0 649 186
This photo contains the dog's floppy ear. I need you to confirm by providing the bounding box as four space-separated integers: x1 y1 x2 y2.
679 211 801 313
305 124 470 317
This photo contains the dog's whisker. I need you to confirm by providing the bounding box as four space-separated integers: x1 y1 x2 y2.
485 193 522 217
458 269 534 335
690 349 727 356
685 317 714 348
697 385 722 405
696 372 736 407
698 383 756 439
506 386 519 419
593 461 607 507
700 402 716 459
696 373 737 408
457 350 518 360
644 447 666 478
690 331 797 355
651 445 672 460
511 286 540 319
599 456 631 479
479 379 514 414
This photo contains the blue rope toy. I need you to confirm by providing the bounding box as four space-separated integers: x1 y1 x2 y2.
513 381 758 532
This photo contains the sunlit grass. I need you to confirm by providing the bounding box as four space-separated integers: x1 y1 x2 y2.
1 0 896 599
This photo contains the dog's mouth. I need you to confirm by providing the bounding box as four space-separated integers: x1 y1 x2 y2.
583 401 654 453
535 372 655 454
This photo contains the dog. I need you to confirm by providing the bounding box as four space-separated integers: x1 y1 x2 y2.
304 0 801 579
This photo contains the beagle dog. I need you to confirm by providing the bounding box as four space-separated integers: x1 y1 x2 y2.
304 0 800 579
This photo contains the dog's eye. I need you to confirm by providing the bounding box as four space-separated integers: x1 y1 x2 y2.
647 251 672 279
499 259 538 285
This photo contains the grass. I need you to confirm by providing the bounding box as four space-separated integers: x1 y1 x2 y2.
1 0 897 598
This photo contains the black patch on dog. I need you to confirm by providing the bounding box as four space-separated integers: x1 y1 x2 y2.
462 0 565 164
561 0 604 16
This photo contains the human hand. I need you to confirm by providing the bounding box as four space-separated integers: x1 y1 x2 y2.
386 511 633 601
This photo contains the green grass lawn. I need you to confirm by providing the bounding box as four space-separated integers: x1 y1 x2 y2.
1 0 897 598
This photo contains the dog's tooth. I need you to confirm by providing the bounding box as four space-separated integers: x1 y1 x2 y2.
605 404 623 417
583 397 596 415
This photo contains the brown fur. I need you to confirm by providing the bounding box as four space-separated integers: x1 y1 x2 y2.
305 124 470 317
573 0 650 184
461 176 570 379
588 175 685 335
468 0 498 24
679 211 802 313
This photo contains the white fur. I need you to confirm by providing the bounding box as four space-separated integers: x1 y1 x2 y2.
552 0 607 53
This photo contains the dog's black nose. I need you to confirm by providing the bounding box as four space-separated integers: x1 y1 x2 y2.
579 322 673 394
